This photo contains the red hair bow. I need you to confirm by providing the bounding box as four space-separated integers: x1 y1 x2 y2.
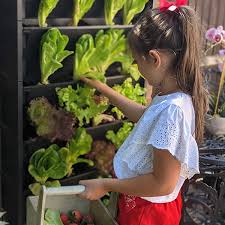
160 0 188 11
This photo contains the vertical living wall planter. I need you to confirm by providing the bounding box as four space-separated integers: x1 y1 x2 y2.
0 0 151 224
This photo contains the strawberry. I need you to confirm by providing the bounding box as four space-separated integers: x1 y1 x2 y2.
72 210 83 223
83 215 94 223
60 213 69 225
69 223 78 225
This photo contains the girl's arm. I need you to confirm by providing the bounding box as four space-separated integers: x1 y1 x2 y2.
81 77 146 123
78 149 181 200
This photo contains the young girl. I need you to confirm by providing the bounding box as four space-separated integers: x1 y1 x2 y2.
78 3 208 225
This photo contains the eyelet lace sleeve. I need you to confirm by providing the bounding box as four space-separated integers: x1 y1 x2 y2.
146 104 199 179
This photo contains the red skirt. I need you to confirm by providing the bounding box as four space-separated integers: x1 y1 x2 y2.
116 192 182 225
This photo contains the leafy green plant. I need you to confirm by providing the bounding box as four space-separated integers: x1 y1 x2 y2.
56 85 109 126
44 209 64 225
106 122 134 148
74 29 142 82
73 0 95 26
64 127 94 175
38 0 60 27
74 29 127 82
122 60 142 81
28 128 93 195
85 140 116 175
40 28 74 84
28 144 68 195
123 0 148 25
28 97 75 142
104 0 126 25
111 78 146 119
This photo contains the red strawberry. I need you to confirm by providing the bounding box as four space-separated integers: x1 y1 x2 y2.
83 215 94 223
60 213 69 225
72 210 83 223
69 223 78 225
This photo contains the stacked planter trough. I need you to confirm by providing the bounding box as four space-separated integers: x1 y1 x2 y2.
0 0 152 224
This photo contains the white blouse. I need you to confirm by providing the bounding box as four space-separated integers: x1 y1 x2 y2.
113 92 199 203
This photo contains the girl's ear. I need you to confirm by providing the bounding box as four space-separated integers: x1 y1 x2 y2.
148 50 161 68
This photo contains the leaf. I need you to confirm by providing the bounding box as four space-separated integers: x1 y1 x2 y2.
28 144 69 184
29 181 60 196
106 122 134 148
28 97 75 142
123 0 148 25
29 183 42 196
67 128 93 157
104 0 126 25
73 0 95 26
56 85 109 126
40 28 73 84
74 29 130 82
38 0 60 27
74 158 94 166
121 53 142 81
44 209 64 225
111 78 146 119
93 114 116 126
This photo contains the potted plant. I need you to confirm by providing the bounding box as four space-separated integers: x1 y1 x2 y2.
205 26 225 135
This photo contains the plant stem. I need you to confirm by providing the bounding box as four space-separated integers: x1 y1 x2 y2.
214 62 225 115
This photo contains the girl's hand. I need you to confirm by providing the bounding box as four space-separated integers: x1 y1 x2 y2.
80 77 104 90
78 179 108 200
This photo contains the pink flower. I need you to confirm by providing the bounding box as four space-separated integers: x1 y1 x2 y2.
206 26 225 43
205 27 217 42
218 49 225 72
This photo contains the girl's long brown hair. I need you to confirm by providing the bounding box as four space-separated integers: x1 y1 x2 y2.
128 6 208 143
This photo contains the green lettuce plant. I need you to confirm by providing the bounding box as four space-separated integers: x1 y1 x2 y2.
28 144 68 195
56 85 109 126
104 0 126 25
106 122 134 148
74 29 127 82
40 28 73 84
28 97 75 142
111 78 146 119
73 0 95 26
38 0 60 27
123 0 148 25
28 128 93 195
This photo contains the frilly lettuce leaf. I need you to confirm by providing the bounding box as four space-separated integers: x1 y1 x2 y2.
111 78 146 119
56 85 109 126
106 122 134 148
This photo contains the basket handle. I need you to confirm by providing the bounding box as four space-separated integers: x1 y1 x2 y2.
37 185 85 225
